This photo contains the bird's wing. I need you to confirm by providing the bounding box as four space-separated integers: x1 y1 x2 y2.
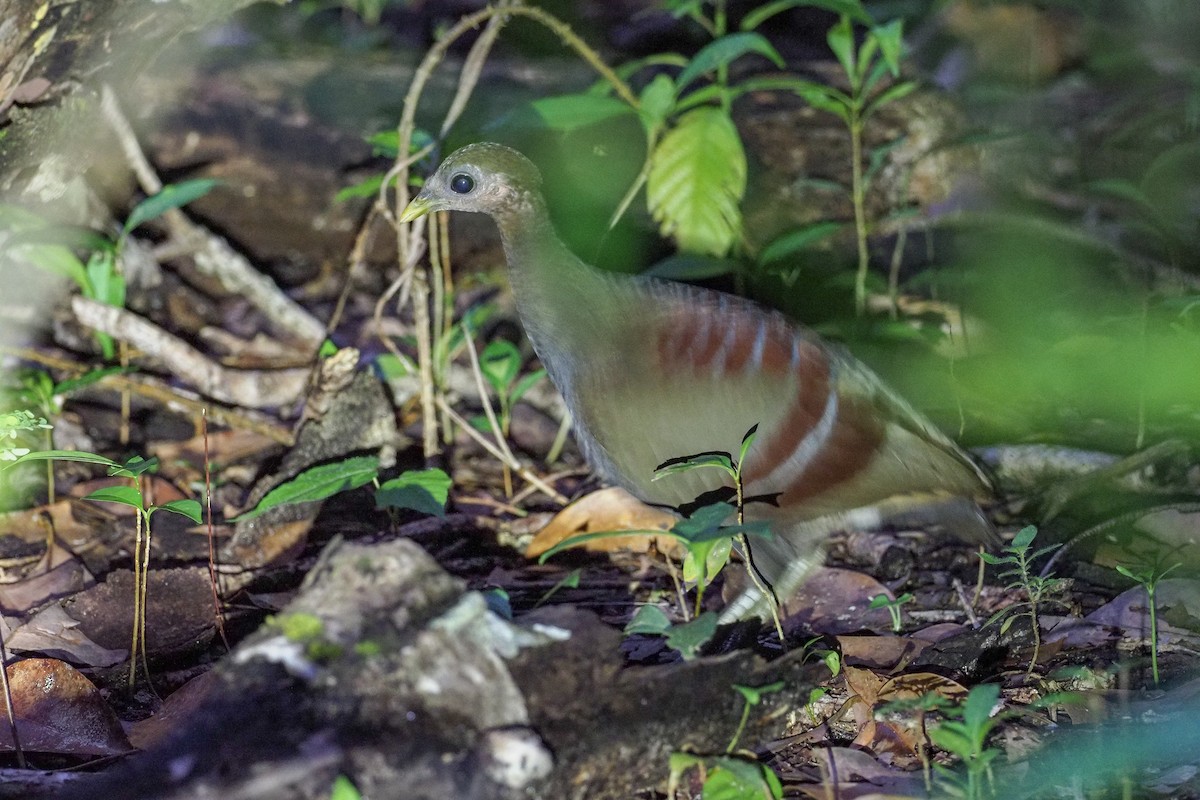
564 277 986 520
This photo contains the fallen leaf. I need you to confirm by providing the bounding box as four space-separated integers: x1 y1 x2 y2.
5 604 127 667
525 487 679 558
0 658 132 756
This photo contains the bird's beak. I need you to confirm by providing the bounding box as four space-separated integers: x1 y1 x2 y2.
399 194 434 223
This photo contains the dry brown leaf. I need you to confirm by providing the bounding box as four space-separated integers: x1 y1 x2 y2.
524 487 679 559
837 634 932 670
0 658 132 756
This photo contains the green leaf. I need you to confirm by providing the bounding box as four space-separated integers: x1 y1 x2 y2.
330 775 362 800
963 683 1001 735
510 368 546 404
159 498 204 524
85 485 144 510
1011 525 1038 550
15 243 89 291
654 452 735 479
124 179 221 235
827 16 856 81
52 366 131 396
236 455 380 520
1 449 122 471
334 173 389 204
782 79 852 121
871 19 905 76
665 611 717 660
647 107 746 256
863 80 918 120
738 424 759 468
625 604 672 635
682 536 731 584
374 467 452 517
85 250 125 309
638 74 676 135
675 32 785 92
479 339 522 393
740 0 872 30
703 758 783 800
758 222 844 264
111 455 159 478
672 502 736 540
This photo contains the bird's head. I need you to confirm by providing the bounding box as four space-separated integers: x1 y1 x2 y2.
400 142 544 224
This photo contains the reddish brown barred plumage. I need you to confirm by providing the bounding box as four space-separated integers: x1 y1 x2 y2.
401 142 994 621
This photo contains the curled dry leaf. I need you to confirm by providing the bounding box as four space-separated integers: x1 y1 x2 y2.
524 487 680 559
0 658 132 756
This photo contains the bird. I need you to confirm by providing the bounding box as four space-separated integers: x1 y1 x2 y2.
401 142 993 622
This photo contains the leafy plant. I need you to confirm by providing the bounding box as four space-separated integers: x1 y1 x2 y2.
665 681 785 799
869 591 914 633
475 338 547 438
3 450 202 686
653 425 785 640
928 683 1003 800
979 525 1066 676
1114 555 1182 686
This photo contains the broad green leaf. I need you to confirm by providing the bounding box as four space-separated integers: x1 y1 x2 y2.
374 467 451 517
738 426 758 469
330 775 362 800
479 340 522 393
827 16 856 81
53 366 131 396
15 243 89 291
638 74 676 135
236 455 380 520
664 611 717 660
653 452 735 479
124 179 221 235
963 683 1001 736
85 485 144 510
334 174 389 204
85 250 125 308
527 94 635 133
159 498 204 524
672 502 735 540
682 536 731 584
675 32 785 92
1011 525 1038 550
871 19 905 76
111 455 159 478
510 368 546 404
854 34 879 85
740 0 872 30
624 604 672 635
703 758 783 800
2 449 121 471
863 80 918 120
758 221 844 264
647 107 746 256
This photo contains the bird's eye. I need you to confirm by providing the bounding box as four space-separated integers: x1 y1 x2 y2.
450 173 475 194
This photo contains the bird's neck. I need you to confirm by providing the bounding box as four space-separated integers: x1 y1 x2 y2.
492 194 612 327
489 193 619 388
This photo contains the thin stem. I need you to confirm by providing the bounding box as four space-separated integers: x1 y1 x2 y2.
127 505 144 688
0 619 24 768
1147 581 1161 685
851 110 870 316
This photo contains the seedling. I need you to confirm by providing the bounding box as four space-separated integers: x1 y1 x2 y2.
1114 555 1182 686
928 683 1003 800
869 591 914 632
4 450 202 686
979 525 1066 676
666 681 785 800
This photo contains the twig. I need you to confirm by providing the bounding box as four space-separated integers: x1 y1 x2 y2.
952 577 981 628
71 297 310 409
99 85 326 347
0 622 25 768
436 396 567 505
1 345 294 444
202 410 230 652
